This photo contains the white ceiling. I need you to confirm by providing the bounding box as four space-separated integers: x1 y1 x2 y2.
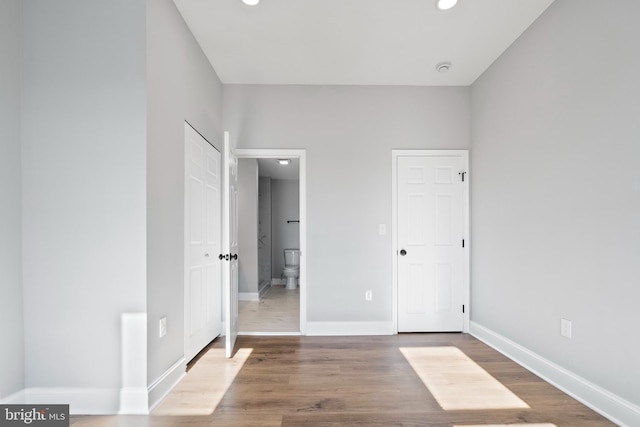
257 158 299 180
173 0 554 86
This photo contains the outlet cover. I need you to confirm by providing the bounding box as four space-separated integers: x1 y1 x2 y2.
560 318 572 339
159 317 167 338
365 290 373 301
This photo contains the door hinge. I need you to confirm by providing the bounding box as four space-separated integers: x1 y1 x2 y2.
462 305 465 314
462 239 465 248
458 171 467 182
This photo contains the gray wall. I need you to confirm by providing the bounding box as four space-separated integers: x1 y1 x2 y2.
146 0 224 385
21 0 147 390
271 179 300 278
238 158 259 293
471 0 640 408
224 85 470 321
0 0 24 400
258 178 272 286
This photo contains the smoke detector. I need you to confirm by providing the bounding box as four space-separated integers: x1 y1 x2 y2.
436 62 452 73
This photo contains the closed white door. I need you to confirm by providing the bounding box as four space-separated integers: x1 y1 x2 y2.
397 154 467 332
184 123 222 362
223 131 239 358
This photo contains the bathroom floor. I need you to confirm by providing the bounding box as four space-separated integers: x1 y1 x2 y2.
238 285 300 333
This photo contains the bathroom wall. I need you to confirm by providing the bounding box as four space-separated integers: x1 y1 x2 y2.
238 158 259 295
271 179 300 279
258 177 272 288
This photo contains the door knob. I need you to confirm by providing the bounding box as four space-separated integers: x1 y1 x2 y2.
399 249 407 256
230 253 238 260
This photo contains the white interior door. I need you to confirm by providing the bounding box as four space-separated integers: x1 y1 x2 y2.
397 153 467 332
223 131 239 358
184 123 222 363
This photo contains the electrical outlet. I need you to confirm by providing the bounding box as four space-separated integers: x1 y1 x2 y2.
365 290 373 301
560 318 572 339
159 317 167 338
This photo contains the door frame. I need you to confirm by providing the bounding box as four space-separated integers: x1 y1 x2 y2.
391 150 470 333
235 148 307 335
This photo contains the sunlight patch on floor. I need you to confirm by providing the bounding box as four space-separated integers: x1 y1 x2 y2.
152 347 252 416
400 346 530 411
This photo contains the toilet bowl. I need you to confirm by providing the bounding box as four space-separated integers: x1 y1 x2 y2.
283 249 300 290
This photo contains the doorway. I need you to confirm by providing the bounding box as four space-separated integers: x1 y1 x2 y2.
235 149 307 335
392 150 470 333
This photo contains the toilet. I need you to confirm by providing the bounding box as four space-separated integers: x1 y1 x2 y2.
282 249 300 290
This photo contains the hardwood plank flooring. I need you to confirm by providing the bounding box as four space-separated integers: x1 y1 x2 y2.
71 334 615 426
239 285 299 333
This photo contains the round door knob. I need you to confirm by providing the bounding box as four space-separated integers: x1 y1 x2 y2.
399 249 407 256
230 253 238 260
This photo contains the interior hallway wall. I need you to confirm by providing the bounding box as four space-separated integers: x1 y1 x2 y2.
258 177 272 287
0 0 24 401
470 0 640 415
238 158 259 294
224 85 470 323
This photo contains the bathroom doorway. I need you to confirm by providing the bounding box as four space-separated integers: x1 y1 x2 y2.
235 149 307 335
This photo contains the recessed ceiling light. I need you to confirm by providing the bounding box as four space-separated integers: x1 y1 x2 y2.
436 0 458 10
278 159 290 165
242 0 260 5
436 62 452 73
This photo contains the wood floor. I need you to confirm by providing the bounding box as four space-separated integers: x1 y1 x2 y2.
70 334 615 426
239 285 300 333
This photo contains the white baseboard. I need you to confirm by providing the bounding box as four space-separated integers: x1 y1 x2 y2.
118 387 148 415
271 278 285 286
147 357 186 412
470 321 640 427
306 321 395 336
25 388 120 415
0 389 26 404
258 282 270 297
238 292 260 302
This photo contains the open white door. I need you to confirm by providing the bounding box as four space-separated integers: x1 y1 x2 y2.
184 123 221 363
223 131 239 358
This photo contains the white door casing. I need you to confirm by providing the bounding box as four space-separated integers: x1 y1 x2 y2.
184 122 222 363
223 131 239 357
235 148 307 335
393 150 469 332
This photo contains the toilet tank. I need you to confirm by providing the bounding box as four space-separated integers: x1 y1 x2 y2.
284 249 300 267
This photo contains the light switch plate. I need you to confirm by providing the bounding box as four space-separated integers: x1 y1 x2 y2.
159 317 167 338
560 318 572 339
